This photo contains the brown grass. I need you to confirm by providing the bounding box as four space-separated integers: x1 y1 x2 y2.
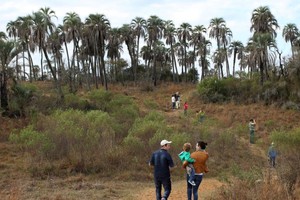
1 82 300 199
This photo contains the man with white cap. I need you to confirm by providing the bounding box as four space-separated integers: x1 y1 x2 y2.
149 139 174 200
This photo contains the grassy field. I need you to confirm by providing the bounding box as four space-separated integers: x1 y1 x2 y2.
1 83 300 199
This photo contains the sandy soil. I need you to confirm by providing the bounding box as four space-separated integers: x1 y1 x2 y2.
134 178 223 200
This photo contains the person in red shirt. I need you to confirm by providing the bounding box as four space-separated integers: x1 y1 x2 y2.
184 101 188 116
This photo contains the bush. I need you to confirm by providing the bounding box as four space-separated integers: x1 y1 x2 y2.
9 126 55 159
87 89 113 111
8 82 37 117
10 109 119 173
63 93 90 110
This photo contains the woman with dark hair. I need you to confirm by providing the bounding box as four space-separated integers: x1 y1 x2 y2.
186 141 209 200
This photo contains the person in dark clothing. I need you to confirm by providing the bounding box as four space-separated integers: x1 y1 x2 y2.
149 139 175 200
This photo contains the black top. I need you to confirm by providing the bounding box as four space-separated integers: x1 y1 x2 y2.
150 149 174 178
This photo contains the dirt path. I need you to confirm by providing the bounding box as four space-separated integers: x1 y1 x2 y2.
134 178 223 200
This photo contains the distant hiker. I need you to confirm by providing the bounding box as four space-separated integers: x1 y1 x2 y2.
178 143 196 186
268 142 277 168
184 101 188 116
187 141 209 200
149 139 174 200
171 95 176 110
175 92 181 109
248 119 256 144
196 110 205 123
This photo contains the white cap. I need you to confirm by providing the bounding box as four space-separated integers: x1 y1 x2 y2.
160 139 172 146
271 142 274 145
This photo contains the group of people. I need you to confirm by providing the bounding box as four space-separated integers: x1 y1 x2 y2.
171 92 181 110
148 118 278 200
149 139 209 200
171 92 189 116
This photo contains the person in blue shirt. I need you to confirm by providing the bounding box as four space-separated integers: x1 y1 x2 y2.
149 139 175 200
268 142 277 168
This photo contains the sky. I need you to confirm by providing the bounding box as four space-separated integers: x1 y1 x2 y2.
1 0 300 65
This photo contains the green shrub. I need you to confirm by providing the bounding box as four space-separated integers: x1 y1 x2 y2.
9 126 54 158
11 109 118 173
87 89 113 111
105 94 139 137
230 163 262 183
143 98 159 109
123 136 144 154
63 93 90 110
9 82 37 116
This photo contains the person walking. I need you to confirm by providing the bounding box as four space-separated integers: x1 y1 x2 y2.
248 119 256 144
185 141 209 200
184 101 188 116
268 142 277 168
149 139 175 200
171 95 176 110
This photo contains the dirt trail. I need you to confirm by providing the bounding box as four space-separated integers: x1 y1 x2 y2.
134 178 223 200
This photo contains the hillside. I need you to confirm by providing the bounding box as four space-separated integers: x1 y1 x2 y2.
1 83 300 199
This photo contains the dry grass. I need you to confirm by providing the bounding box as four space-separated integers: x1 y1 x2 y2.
1 82 300 199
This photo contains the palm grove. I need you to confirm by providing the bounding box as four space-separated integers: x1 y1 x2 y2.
1 5 300 112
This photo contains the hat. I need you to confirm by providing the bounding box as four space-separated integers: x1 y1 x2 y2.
160 139 172 146
271 142 274 146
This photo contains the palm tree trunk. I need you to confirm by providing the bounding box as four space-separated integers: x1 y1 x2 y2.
42 47 64 100
0 72 8 110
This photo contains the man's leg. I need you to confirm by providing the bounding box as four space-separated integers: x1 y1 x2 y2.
155 178 162 200
161 178 171 199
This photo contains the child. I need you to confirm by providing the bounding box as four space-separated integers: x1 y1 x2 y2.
178 143 196 186
184 101 188 115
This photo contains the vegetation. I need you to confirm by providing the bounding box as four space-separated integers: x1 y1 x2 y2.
0 4 300 200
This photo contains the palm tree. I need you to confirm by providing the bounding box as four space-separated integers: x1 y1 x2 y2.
250 6 279 85
219 26 232 77
131 17 146 82
196 39 211 80
63 12 82 92
228 41 244 77
282 23 299 59
106 28 123 82
15 15 33 81
164 20 178 82
250 6 279 38
247 33 277 84
0 33 21 110
119 24 135 81
208 17 226 78
6 20 21 80
146 15 164 86
85 14 110 90
177 22 192 82
191 25 206 82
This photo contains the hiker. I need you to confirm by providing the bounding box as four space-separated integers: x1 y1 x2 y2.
171 95 176 110
268 142 277 168
186 141 209 200
178 143 196 186
196 110 205 123
149 139 175 200
184 101 188 116
248 119 256 144
175 92 181 109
